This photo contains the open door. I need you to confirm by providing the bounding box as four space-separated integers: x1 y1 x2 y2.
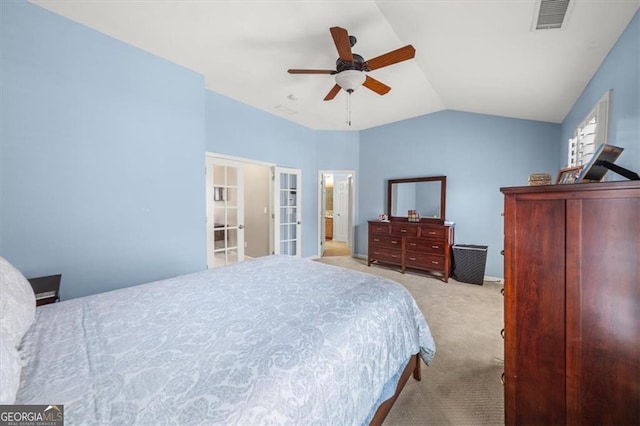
273 167 302 256
334 178 349 242
320 173 328 256
205 156 245 268
317 170 356 257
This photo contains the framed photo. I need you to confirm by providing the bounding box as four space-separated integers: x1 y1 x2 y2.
575 143 625 183
555 165 583 184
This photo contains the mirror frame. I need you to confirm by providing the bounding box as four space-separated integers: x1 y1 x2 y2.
387 176 446 223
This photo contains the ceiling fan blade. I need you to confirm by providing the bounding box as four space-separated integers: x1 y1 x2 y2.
288 69 336 74
330 26 353 62
365 45 416 71
324 84 342 101
363 76 391 96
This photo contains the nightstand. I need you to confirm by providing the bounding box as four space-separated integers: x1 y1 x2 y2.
27 274 61 306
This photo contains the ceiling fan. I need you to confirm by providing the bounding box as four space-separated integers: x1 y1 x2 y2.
287 26 416 101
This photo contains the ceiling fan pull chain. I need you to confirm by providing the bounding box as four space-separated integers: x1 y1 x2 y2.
346 90 352 126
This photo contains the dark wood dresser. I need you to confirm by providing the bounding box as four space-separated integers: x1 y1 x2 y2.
367 220 454 282
501 181 639 425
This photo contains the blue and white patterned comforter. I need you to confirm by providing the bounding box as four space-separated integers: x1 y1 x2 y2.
17 255 435 425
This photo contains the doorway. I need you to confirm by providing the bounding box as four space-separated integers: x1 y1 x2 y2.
205 153 273 268
318 170 356 257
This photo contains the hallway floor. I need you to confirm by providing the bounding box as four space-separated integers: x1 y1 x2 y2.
323 240 350 257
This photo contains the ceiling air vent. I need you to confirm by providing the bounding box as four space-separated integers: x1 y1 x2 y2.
534 0 571 30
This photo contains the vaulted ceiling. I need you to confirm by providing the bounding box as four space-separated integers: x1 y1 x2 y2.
31 0 640 130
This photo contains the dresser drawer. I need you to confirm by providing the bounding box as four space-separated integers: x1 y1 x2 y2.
369 234 402 248
369 222 390 235
419 226 447 240
406 238 446 254
391 224 418 237
405 252 445 272
369 247 402 265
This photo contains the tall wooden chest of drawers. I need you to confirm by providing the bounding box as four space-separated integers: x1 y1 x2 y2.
501 181 639 425
367 220 454 282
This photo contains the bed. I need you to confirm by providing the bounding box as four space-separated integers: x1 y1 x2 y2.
1 255 435 425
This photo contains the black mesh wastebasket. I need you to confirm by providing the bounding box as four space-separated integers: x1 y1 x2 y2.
453 244 488 285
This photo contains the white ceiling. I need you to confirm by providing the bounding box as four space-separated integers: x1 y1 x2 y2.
30 0 640 131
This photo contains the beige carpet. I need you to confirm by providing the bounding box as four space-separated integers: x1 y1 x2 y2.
315 256 505 426
323 240 351 257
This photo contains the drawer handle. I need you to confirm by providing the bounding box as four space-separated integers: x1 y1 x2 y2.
501 373 505 385
428 231 436 235
501 328 505 338
400 229 407 233
409 257 416 261
409 243 417 246
391 254 398 258
500 250 505 255
373 251 380 255
431 261 439 265
432 245 440 249
374 238 380 242
391 241 398 244
501 288 505 296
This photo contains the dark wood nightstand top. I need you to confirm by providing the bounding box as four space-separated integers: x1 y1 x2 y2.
27 274 61 306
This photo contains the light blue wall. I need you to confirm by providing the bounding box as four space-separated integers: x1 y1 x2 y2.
561 10 639 174
2 0 636 298
205 91 359 257
0 1 206 299
359 111 560 278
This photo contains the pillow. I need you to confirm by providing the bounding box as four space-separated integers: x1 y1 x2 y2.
0 257 36 348
0 332 22 404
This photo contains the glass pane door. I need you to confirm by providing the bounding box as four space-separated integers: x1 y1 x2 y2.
206 157 244 268
274 167 301 256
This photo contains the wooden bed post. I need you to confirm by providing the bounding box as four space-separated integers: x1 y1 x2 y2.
413 354 421 381
369 354 421 426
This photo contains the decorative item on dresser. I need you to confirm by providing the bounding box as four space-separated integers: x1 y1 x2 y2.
500 181 639 425
555 165 583 184
527 172 552 186
368 176 454 282
574 143 639 182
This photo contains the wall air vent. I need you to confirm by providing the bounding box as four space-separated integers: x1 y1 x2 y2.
534 0 571 30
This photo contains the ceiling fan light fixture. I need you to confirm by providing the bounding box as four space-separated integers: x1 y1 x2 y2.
335 70 366 92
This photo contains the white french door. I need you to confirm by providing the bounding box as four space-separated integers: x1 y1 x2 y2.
205 156 245 268
273 167 301 256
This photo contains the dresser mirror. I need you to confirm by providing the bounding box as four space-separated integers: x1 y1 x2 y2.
387 176 446 223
